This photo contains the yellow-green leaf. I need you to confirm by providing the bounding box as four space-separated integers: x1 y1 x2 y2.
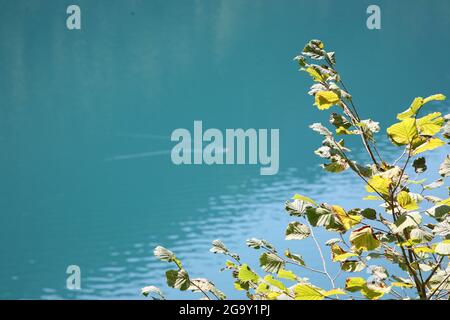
423 93 446 104
256 283 270 293
361 285 386 300
294 284 324 300
332 205 362 230
397 97 423 120
314 91 340 110
387 118 418 145
345 277 366 292
365 175 391 196
417 112 444 136
392 282 414 288
267 292 281 300
397 191 419 211
303 67 325 82
349 226 381 251
292 194 317 206
237 264 259 282
277 269 297 281
413 137 445 155
397 94 446 120
336 126 355 135
363 195 384 201
322 289 346 296
264 275 286 291
413 246 435 254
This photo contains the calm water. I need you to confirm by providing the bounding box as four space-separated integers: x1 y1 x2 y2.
0 0 449 299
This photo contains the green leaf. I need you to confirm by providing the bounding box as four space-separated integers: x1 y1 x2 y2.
435 240 450 256
166 269 190 291
361 208 377 220
234 281 250 291
292 194 317 206
264 275 286 291
391 212 422 234
294 284 324 300
285 221 311 240
314 91 340 110
277 269 297 281
259 252 285 273
341 260 366 272
345 277 366 292
322 160 349 173
361 284 386 300
330 113 351 129
333 252 358 262
387 118 418 145
349 226 380 251
284 249 305 266
425 204 450 221
256 283 270 294
237 264 259 282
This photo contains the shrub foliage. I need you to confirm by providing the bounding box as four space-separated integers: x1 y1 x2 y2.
142 40 450 300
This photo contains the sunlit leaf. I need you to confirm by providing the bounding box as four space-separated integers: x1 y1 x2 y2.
264 275 286 291
365 175 391 196
349 226 381 251
387 118 418 145
322 289 346 296
292 194 318 206
416 112 444 136
345 277 366 292
277 269 297 281
413 137 445 155
314 91 340 110
237 264 259 282
294 284 324 300
397 191 419 211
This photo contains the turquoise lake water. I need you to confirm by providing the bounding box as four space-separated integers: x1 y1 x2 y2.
0 0 449 299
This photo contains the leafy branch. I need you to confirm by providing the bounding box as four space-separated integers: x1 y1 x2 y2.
143 40 450 300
